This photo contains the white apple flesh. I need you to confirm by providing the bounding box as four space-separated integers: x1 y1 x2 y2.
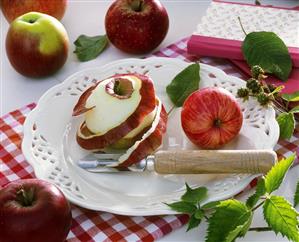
84 76 142 134
74 73 157 150
123 105 156 139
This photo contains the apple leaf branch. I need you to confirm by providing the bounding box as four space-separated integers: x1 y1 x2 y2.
239 17 292 82
166 154 299 242
236 18 299 139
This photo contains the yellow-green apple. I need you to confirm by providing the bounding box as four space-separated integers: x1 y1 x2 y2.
6 12 69 77
181 87 243 149
105 0 169 54
73 74 157 149
0 0 67 23
0 179 72 242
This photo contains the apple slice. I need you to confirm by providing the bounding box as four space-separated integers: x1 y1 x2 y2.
108 98 168 168
74 74 156 149
109 106 157 149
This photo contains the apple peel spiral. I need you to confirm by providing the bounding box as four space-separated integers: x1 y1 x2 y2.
73 73 167 167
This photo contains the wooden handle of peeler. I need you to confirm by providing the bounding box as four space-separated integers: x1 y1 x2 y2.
154 150 277 174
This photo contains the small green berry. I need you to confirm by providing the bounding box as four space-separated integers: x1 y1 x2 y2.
246 78 262 94
257 93 271 106
237 88 249 99
251 65 265 79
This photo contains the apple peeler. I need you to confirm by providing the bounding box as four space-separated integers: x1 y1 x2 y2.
77 150 277 174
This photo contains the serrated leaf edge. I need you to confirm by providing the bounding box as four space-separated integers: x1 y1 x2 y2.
264 154 295 194
263 196 299 242
294 181 299 207
205 200 252 242
246 178 266 208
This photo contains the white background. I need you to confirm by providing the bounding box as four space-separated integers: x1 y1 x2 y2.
1 1 298 241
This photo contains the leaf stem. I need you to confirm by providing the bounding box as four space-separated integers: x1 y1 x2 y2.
238 17 248 36
286 101 290 111
167 105 176 116
272 100 288 113
249 227 272 232
252 201 265 212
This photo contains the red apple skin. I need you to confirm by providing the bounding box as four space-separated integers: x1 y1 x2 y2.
0 179 72 242
0 0 67 22
181 87 243 149
73 84 97 116
105 0 169 54
6 12 69 78
118 104 167 167
75 73 156 149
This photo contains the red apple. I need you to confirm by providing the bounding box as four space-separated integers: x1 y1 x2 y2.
74 73 157 150
0 0 67 22
105 0 169 54
6 12 69 78
181 87 243 149
0 179 72 242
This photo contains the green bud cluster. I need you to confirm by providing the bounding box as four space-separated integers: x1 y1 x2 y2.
237 65 273 106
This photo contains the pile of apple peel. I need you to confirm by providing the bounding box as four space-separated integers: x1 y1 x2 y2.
73 73 167 168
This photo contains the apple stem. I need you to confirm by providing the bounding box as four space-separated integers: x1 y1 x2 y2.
214 119 222 127
131 0 144 12
16 187 35 207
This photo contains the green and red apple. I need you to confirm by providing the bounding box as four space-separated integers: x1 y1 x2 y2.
73 73 167 167
6 12 69 78
0 0 67 22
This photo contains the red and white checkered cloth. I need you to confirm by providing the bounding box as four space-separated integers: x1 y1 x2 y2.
1 37 298 242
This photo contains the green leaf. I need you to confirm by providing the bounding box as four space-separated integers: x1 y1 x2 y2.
246 178 266 208
202 201 220 210
225 225 245 242
276 112 295 139
238 214 253 237
206 199 252 242
74 34 108 62
194 208 204 219
187 213 202 232
225 216 253 242
242 31 292 81
282 91 299 102
294 181 299 207
181 184 207 204
166 201 197 214
263 195 299 242
264 154 295 194
166 63 200 107
290 106 299 114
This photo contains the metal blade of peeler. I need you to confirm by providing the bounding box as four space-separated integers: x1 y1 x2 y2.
77 154 155 173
